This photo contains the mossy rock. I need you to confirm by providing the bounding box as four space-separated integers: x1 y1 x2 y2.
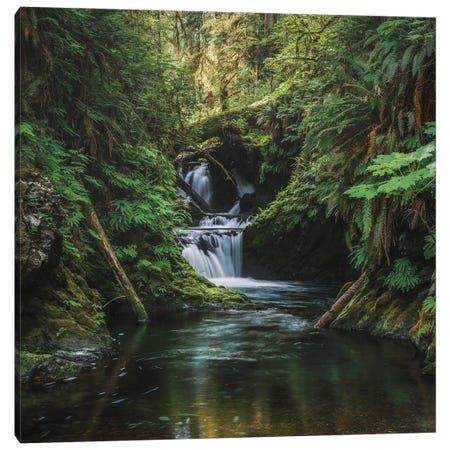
170 274 252 309
18 350 99 383
330 272 436 373
188 102 265 142
20 262 112 355
141 261 253 312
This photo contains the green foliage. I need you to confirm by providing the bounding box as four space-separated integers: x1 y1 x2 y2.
63 298 82 309
17 122 90 257
17 8 194 296
384 258 420 293
423 231 436 260
349 243 370 271
417 295 435 339
92 303 106 327
249 16 434 278
346 139 435 204
422 296 436 315
17 9 435 306
416 321 435 339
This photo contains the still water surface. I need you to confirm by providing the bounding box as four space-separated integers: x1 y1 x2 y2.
20 279 435 442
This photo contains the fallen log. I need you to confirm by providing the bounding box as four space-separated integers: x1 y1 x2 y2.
315 271 367 329
181 96 272 146
177 176 212 213
204 153 236 188
173 137 222 166
85 204 149 322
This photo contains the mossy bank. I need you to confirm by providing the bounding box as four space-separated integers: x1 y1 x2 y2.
16 170 251 383
329 271 436 375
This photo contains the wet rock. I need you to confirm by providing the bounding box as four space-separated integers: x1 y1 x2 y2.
53 349 101 364
17 170 113 383
239 193 255 213
16 170 63 289
18 350 82 383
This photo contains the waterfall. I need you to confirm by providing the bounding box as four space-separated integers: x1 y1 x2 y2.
183 163 214 207
231 169 255 198
179 215 250 278
179 163 251 279
228 200 241 215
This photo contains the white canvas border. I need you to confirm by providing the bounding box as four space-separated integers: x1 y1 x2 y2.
1 0 448 449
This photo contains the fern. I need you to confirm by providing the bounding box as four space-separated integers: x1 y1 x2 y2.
349 243 369 270
417 321 435 339
354 200 373 240
115 244 138 260
422 296 436 314
345 183 378 201
423 231 436 260
384 258 420 293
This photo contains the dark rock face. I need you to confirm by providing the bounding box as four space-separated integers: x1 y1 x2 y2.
16 170 63 289
239 193 255 214
20 261 112 354
243 217 354 282
16 170 112 383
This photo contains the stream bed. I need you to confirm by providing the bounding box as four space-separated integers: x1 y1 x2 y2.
19 278 435 442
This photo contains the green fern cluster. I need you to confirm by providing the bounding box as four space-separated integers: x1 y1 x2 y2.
250 16 435 281
423 231 436 260
417 296 436 338
384 258 420 293
422 296 436 314
346 137 435 204
18 122 90 257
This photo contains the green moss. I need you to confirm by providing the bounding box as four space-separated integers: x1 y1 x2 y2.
191 107 253 141
330 272 435 373
18 351 52 378
172 275 250 306
21 262 112 355
410 301 436 362
146 261 253 310
18 350 81 382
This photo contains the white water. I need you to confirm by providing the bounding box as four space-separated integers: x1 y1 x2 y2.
183 163 214 207
179 163 251 279
227 200 241 215
231 169 255 198
179 215 250 278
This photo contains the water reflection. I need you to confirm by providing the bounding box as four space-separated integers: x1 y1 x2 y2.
20 280 435 442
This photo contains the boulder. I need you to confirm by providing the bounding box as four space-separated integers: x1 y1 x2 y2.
16 170 63 289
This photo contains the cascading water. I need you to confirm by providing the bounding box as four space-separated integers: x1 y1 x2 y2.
177 163 252 279
231 168 255 198
183 163 214 207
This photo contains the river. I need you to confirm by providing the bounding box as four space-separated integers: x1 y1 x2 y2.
20 277 435 442
19 163 435 442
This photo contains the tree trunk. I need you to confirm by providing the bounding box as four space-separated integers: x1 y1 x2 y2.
264 13 276 31
85 204 149 322
315 271 367 329
177 176 212 213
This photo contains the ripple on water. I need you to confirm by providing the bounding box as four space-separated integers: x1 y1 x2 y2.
18 277 435 441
